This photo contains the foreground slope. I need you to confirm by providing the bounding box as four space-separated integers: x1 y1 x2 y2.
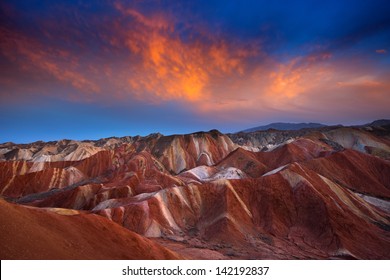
0 199 180 259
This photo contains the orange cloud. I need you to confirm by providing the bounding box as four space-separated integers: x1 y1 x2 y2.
337 76 382 88
376 49 387 54
269 62 305 98
194 48 390 124
260 57 390 122
113 3 257 102
267 54 332 100
0 4 258 105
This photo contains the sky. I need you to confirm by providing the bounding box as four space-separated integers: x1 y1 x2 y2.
1 0 389 143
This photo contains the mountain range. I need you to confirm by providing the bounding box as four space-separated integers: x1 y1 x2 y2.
240 119 390 132
1 121 390 259
240 122 327 132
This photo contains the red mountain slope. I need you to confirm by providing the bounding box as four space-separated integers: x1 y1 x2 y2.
0 199 181 260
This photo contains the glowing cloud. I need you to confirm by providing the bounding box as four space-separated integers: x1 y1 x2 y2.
376 49 387 54
113 2 256 102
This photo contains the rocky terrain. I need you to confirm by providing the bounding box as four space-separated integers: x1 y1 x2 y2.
1 122 390 259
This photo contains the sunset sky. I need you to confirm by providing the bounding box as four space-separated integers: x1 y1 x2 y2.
1 0 389 143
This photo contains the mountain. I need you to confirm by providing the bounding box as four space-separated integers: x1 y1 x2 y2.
1 125 390 259
366 119 390 127
0 199 180 259
240 122 327 132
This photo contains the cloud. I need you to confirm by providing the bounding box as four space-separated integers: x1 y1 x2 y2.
337 75 382 88
1 0 389 125
376 49 387 54
0 27 100 100
1 2 260 105
191 49 390 124
112 2 258 102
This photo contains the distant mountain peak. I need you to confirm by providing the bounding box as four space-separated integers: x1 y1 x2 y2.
366 119 390 127
240 122 327 133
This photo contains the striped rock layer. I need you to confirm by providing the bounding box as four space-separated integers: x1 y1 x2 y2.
1 125 389 259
